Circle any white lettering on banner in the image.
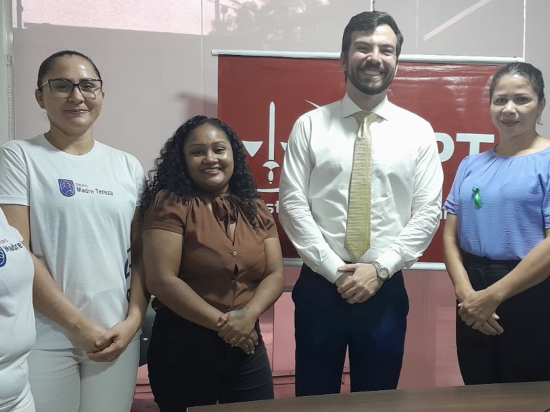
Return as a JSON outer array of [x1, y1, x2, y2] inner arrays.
[[436, 133, 454, 162], [456, 133, 495, 155], [266, 200, 280, 214], [436, 132, 495, 162]]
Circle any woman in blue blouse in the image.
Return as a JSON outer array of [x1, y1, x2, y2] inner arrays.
[[443, 62, 550, 384]]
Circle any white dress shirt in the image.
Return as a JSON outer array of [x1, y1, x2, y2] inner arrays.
[[279, 94, 443, 283]]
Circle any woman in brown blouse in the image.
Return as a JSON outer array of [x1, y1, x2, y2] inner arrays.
[[141, 115, 284, 411]]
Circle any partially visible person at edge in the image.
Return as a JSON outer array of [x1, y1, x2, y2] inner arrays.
[[0, 207, 36, 412], [279, 11, 443, 396], [141, 115, 284, 411], [443, 62, 550, 384], [0, 50, 149, 412]]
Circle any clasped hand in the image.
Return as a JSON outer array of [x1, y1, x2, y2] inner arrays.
[[72, 319, 137, 363], [458, 289, 504, 336], [217, 308, 258, 354], [335, 263, 383, 304]]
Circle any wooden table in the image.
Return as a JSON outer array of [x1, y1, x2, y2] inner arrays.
[[189, 381, 550, 412]]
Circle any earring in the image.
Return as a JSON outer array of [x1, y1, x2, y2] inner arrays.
[[537, 116, 544, 126]]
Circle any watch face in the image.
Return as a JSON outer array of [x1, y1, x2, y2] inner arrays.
[[373, 262, 390, 281], [380, 269, 390, 280]]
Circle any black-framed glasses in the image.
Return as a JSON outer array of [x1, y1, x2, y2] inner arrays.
[[39, 78, 103, 98]]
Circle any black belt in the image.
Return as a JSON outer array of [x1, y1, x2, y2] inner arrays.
[[462, 251, 520, 266]]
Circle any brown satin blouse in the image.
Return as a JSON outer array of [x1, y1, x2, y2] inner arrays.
[[143, 192, 279, 312]]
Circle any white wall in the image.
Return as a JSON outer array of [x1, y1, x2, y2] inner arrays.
[[0, 0, 13, 146], [10, 0, 550, 169]]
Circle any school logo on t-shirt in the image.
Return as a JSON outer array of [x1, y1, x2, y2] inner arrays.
[[58, 179, 76, 197], [0, 247, 6, 268]]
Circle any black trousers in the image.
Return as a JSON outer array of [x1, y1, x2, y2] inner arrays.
[[457, 253, 550, 385], [147, 308, 274, 412], [293, 264, 409, 396]]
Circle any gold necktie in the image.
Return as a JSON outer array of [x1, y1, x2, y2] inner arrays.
[[345, 111, 376, 260]]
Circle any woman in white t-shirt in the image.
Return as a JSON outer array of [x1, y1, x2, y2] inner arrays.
[[0, 50, 149, 412], [0, 208, 35, 412]]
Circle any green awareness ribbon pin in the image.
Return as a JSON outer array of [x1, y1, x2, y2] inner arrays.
[[472, 187, 483, 209]]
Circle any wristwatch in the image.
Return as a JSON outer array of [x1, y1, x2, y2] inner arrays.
[[372, 261, 390, 282]]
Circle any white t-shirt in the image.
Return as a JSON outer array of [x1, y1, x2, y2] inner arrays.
[[0, 135, 145, 349], [0, 208, 35, 412]]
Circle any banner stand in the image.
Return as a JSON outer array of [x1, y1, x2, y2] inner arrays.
[[212, 49, 521, 65]]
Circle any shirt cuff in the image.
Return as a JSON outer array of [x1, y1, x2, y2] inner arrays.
[[317, 254, 347, 284], [375, 249, 404, 278]]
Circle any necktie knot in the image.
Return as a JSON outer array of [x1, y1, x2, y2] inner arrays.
[[352, 111, 377, 127]]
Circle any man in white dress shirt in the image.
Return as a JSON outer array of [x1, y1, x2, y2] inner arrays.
[[279, 11, 443, 396]]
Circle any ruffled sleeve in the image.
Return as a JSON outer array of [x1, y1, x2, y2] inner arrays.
[[143, 191, 188, 234], [255, 199, 278, 239], [443, 156, 471, 216]]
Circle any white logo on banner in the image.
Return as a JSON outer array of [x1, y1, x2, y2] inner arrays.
[[242, 101, 287, 193], [242, 101, 321, 194]]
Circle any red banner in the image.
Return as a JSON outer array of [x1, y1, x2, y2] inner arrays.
[[218, 56, 501, 264]]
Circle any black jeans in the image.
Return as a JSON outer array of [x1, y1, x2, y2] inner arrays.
[[293, 264, 409, 396], [148, 308, 274, 411], [457, 252, 550, 384]]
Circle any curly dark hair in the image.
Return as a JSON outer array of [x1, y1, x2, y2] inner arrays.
[[140, 115, 260, 224]]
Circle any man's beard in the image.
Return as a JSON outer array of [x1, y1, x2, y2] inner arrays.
[[347, 66, 395, 95]]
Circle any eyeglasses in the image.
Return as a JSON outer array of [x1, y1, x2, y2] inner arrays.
[[39, 78, 103, 98]]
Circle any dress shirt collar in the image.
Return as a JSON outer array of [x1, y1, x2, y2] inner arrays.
[[340, 93, 396, 122]]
